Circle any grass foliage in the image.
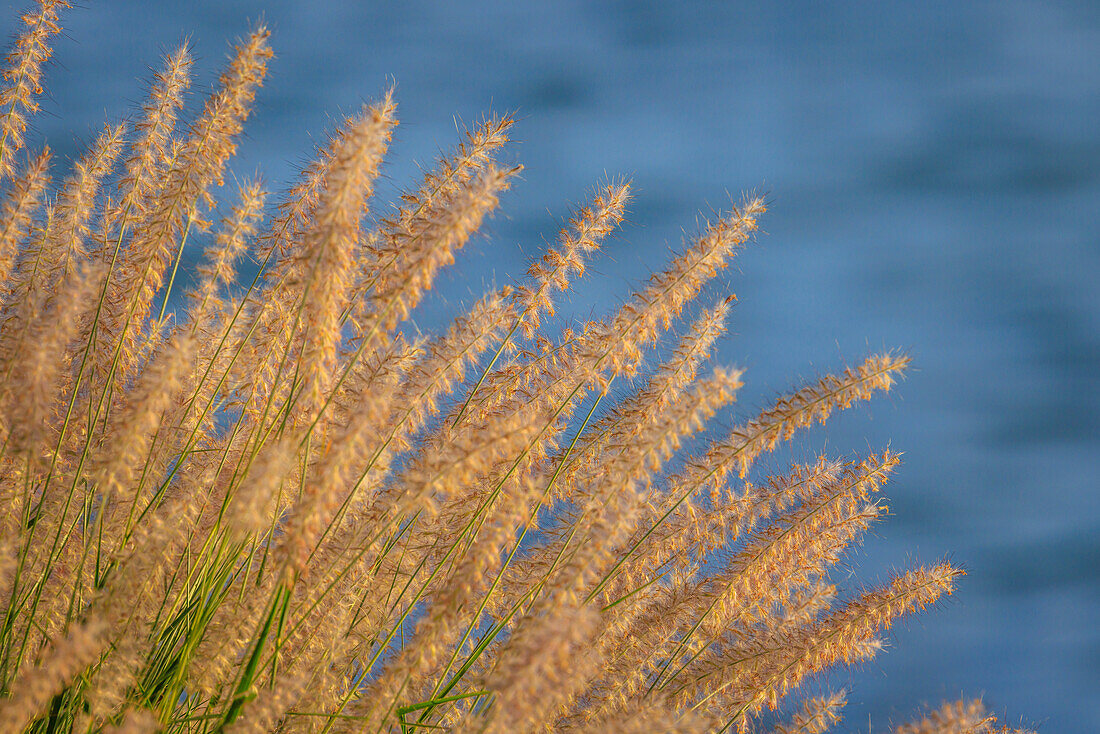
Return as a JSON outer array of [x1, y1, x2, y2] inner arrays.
[[0, 3, 1029, 733]]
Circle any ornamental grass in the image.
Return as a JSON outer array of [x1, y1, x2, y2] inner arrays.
[[0, 3, 1030, 732]]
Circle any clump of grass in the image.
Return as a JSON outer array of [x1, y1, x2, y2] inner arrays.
[[0, 3, 1031, 733]]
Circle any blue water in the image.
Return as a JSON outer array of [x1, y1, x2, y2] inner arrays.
[[27, 0, 1100, 730]]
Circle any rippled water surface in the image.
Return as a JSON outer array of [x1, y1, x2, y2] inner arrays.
[[27, 0, 1100, 729]]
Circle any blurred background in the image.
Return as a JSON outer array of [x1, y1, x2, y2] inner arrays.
[[18, 0, 1099, 729]]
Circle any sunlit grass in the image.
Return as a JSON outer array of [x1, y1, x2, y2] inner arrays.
[[0, 2, 1029, 732]]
